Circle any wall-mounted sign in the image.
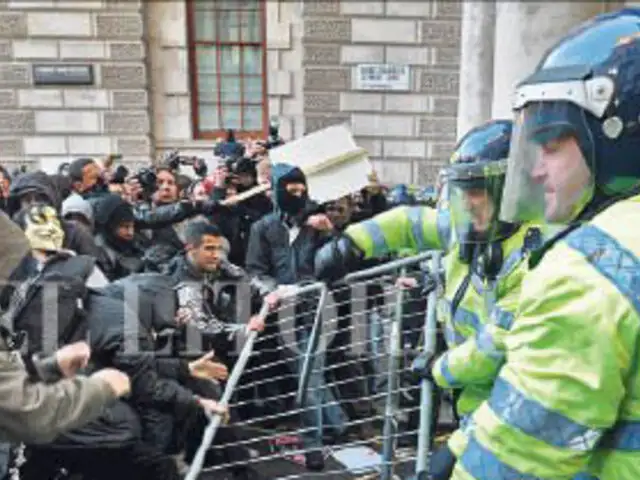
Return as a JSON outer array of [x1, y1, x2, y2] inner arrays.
[[32, 64, 94, 86], [355, 64, 410, 91]]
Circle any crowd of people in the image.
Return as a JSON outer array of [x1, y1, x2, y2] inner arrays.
[[3, 9, 640, 480], [0, 127, 441, 480]]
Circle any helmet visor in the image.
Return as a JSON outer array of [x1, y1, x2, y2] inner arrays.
[[447, 160, 510, 243], [499, 101, 594, 225]]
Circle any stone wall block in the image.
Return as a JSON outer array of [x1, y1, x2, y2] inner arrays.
[[0, 111, 35, 133], [304, 68, 350, 91], [96, 13, 143, 39], [303, 44, 340, 65], [111, 90, 148, 109], [108, 42, 144, 60], [0, 13, 28, 38], [304, 92, 340, 112], [103, 111, 149, 134], [0, 65, 30, 86], [100, 64, 146, 88], [303, 18, 351, 42]]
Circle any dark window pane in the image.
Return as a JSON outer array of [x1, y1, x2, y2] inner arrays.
[[243, 46, 262, 74], [194, 10, 216, 41], [241, 9, 261, 43], [218, 10, 240, 42], [220, 46, 241, 74], [243, 105, 262, 130], [220, 76, 241, 103], [244, 76, 262, 103], [221, 105, 241, 129], [199, 104, 220, 130], [196, 74, 218, 103], [196, 46, 217, 74]]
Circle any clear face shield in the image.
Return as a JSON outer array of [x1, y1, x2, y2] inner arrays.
[[499, 74, 610, 225], [447, 160, 510, 244]]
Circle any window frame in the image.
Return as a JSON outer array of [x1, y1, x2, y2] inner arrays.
[[186, 0, 268, 140]]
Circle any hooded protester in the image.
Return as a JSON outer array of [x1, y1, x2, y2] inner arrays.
[[93, 194, 146, 281], [245, 163, 347, 471], [3, 204, 227, 479], [61, 192, 95, 233], [245, 163, 332, 293], [0, 208, 134, 479], [7, 171, 99, 257]]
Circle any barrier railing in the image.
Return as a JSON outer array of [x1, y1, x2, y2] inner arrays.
[[187, 251, 443, 480]]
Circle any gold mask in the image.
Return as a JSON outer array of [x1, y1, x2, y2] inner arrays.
[[23, 205, 64, 252]]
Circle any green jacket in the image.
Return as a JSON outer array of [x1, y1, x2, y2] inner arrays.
[[452, 195, 640, 480], [345, 206, 535, 419]]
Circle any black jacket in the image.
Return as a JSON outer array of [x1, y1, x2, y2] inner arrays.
[[245, 163, 332, 294], [245, 212, 332, 294], [134, 201, 217, 272], [6, 254, 199, 418], [210, 187, 272, 267]]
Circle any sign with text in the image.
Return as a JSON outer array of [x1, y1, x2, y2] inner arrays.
[[33, 64, 94, 86], [355, 63, 410, 91]]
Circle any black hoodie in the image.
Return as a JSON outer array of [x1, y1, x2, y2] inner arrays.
[[245, 163, 332, 293], [8, 172, 99, 257]]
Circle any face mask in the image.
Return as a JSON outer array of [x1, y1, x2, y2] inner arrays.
[[278, 189, 308, 215], [23, 205, 64, 252]]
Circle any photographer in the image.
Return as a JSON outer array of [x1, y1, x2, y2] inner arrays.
[[208, 156, 272, 266], [264, 119, 284, 150], [68, 158, 109, 200], [214, 129, 245, 159], [117, 163, 222, 271]]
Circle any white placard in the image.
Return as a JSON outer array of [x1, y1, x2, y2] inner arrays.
[[355, 63, 410, 91], [268, 124, 372, 204]]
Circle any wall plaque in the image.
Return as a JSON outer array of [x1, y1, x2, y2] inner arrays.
[[32, 64, 94, 86], [355, 64, 410, 92]]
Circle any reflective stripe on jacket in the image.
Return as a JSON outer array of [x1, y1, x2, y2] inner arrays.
[[453, 195, 640, 480]]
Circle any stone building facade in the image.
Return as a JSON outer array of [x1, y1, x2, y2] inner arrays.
[[0, 1, 635, 184], [0, 0, 461, 184], [0, 0, 150, 172]]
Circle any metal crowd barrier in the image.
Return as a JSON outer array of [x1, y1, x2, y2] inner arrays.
[[187, 252, 444, 480]]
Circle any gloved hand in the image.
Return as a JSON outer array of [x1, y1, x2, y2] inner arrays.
[[410, 350, 437, 382], [314, 234, 363, 283]]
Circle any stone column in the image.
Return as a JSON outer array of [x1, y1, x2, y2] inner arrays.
[[491, 1, 608, 119], [456, 1, 496, 140]]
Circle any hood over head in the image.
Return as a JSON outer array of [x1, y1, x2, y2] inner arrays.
[[92, 194, 134, 231], [61, 193, 95, 229], [7, 171, 60, 216], [271, 163, 308, 216]]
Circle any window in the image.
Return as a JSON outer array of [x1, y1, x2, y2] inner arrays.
[[187, 0, 267, 139]]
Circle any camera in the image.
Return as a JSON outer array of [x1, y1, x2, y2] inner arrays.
[[111, 165, 130, 185], [265, 118, 284, 150], [164, 150, 209, 178], [135, 167, 157, 199]]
